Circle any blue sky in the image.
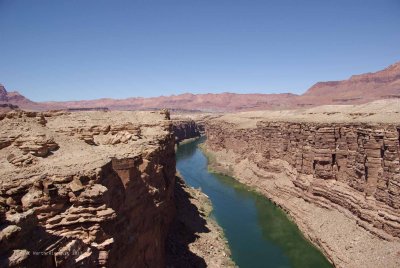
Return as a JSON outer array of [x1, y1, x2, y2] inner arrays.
[[0, 0, 399, 101]]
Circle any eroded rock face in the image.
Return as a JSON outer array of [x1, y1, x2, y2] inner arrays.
[[0, 110, 176, 267], [203, 109, 400, 267], [206, 120, 400, 238], [172, 120, 202, 143]]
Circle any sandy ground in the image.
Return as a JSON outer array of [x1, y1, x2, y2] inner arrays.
[[214, 99, 400, 128]]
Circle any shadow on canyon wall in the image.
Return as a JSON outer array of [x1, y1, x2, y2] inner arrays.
[[166, 177, 209, 268]]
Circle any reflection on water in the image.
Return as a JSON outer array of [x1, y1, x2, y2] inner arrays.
[[176, 137, 332, 268]]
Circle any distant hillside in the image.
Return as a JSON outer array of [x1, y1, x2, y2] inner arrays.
[[299, 61, 400, 106], [0, 84, 38, 110], [1, 61, 400, 112]]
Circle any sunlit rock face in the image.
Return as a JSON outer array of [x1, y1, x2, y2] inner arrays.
[[0, 110, 176, 267], [206, 120, 400, 237], [202, 104, 400, 268]]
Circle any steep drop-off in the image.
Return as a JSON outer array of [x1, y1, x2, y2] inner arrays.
[[203, 104, 400, 268], [172, 119, 202, 144], [0, 110, 176, 267]]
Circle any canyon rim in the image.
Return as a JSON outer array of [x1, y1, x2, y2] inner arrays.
[[1, 63, 400, 268], [1, 1, 400, 266]]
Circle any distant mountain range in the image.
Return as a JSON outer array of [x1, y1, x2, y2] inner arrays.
[[1, 61, 400, 112]]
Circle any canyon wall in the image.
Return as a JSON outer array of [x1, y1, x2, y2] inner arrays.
[[172, 119, 202, 144], [0, 110, 176, 267], [203, 107, 400, 267]]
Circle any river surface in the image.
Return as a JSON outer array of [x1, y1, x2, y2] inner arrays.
[[176, 138, 332, 268]]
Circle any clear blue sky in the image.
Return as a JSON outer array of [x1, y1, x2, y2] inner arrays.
[[1, 0, 399, 101]]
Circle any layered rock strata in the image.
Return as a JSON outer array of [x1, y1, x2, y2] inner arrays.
[[203, 107, 400, 268], [0, 110, 176, 267], [172, 119, 202, 144]]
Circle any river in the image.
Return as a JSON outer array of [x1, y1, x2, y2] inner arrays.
[[176, 137, 332, 268]]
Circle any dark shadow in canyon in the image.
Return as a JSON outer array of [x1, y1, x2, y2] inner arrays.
[[165, 176, 209, 268]]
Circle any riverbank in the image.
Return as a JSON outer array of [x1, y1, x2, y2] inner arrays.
[[166, 176, 235, 268], [200, 142, 400, 268], [177, 138, 332, 267]]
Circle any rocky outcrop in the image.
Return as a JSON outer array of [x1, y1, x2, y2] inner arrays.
[[203, 110, 400, 267], [0, 84, 36, 110], [0, 85, 8, 102], [0, 111, 176, 267]]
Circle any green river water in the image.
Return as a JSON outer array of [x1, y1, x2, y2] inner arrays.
[[176, 137, 332, 268]]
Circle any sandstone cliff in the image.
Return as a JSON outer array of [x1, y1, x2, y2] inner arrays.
[[203, 102, 400, 268], [172, 119, 202, 144], [0, 110, 176, 267]]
